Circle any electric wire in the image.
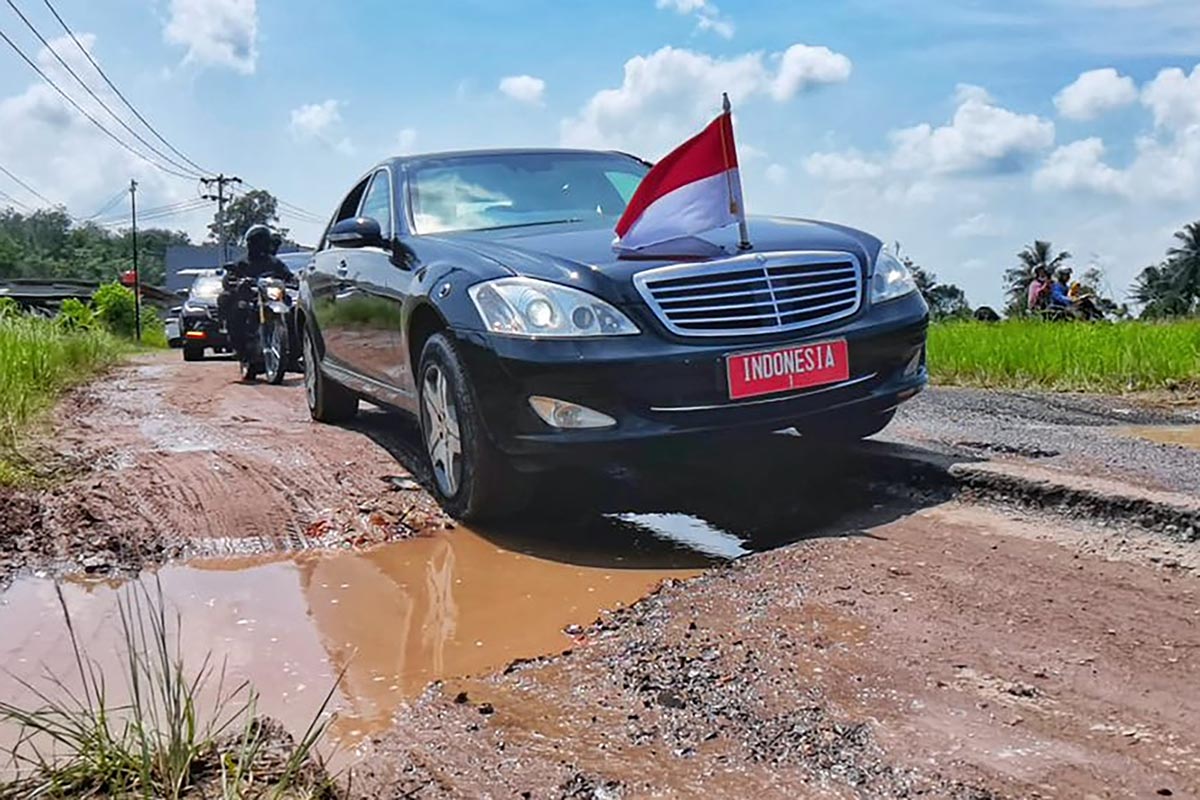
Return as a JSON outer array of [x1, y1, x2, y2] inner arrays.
[[5, 0, 204, 178], [0, 24, 197, 180], [0, 160, 59, 207], [39, 0, 214, 177]]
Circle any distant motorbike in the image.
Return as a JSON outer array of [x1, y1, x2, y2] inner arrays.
[[223, 275, 301, 383], [256, 276, 302, 384]]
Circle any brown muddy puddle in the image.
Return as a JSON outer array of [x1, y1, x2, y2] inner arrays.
[[0, 522, 713, 755], [1119, 424, 1200, 450]]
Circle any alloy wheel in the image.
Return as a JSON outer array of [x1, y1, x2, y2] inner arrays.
[[422, 364, 463, 497]]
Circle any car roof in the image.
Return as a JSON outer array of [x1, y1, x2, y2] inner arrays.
[[384, 148, 647, 169]]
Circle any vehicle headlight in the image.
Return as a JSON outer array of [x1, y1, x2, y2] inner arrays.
[[468, 277, 639, 338], [870, 249, 918, 304], [265, 286, 285, 301]]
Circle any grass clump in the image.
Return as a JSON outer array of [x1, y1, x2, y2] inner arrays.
[[928, 319, 1200, 392], [0, 580, 340, 799]]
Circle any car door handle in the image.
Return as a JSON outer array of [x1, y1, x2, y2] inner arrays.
[[336, 260, 349, 278]]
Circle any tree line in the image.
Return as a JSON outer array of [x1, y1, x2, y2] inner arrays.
[[0, 189, 286, 287]]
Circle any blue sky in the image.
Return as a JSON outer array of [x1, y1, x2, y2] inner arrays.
[[1, 0, 1199, 308]]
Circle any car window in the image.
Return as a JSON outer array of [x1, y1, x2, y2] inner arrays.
[[358, 169, 393, 241], [409, 152, 649, 234], [320, 175, 372, 249]]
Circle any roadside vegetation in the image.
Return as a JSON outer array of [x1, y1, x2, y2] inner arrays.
[[0, 285, 164, 484], [928, 318, 1200, 392], [0, 581, 339, 799]]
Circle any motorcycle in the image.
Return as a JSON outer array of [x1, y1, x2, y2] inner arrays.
[[256, 276, 302, 384], [223, 275, 301, 384]]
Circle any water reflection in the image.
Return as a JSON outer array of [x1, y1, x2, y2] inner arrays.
[[0, 527, 699, 749]]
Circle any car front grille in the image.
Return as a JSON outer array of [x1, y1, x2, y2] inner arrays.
[[633, 251, 863, 337]]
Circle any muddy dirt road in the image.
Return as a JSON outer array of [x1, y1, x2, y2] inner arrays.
[[2, 352, 1199, 798]]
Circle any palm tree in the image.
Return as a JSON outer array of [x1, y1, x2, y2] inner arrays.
[[1166, 221, 1200, 304], [1005, 240, 1071, 315], [1131, 264, 1188, 318]]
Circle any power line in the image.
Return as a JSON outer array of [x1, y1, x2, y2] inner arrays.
[[85, 186, 129, 220], [0, 186, 33, 212], [0, 23, 196, 180], [95, 198, 209, 224], [5, 0, 204, 179], [0, 160, 59, 207], [39, 0, 213, 177]]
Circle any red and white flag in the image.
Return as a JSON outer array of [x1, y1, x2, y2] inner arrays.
[[614, 95, 749, 252]]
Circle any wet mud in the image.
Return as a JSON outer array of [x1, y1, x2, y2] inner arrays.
[[3, 353, 1200, 798]]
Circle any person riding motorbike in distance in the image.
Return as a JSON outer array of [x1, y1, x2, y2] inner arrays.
[[217, 224, 292, 358]]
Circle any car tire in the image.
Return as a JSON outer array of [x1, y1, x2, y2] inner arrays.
[[303, 324, 358, 423], [418, 333, 529, 521], [183, 344, 204, 362], [801, 408, 896, 442]]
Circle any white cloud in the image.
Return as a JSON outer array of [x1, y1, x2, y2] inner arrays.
[[806, 85, 1054, 184], [951, 212, 1009, 238], [1141, 63, 1200, 131], [889, 85, 1055, 174], [1054, 68, 1137, 120], [163, 0, 257, 74], [1033, 138, 1126, 194], [289, 100, 354, 156], [771, 45, 853, 101], [498, 75, 546, 106], [656, 0, 734, 38], [764, 163, 789, 185], [0, 33, 192, 224], [803, 150, 883, 181], [560, 44, 852, 156]]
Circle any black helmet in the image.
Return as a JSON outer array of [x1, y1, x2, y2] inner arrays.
[[244, 224, 274, 258], [269, 230, 283, 255]]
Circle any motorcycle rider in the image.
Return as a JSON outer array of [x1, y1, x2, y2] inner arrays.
[[218, 224, 292, 358]]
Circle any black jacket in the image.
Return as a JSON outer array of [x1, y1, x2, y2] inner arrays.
[[228, 254, 291, 281]]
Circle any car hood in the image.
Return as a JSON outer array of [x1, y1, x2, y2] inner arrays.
[[438, 216, 882, 304]]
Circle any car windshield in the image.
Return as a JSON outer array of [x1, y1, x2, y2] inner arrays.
[[190, 276, 223, 299], [408, 152, 648, 235]]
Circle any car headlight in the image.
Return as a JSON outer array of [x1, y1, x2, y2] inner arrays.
[[468, 277, 639, 338], [870, 249, 918, 304]]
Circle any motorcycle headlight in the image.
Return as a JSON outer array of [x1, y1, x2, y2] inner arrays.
[[870, 249, 918, 304], [265, 286, 285, 301], [467, 277, 639, 338]]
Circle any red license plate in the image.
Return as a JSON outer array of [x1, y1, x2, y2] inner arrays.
[[726, 339, 850, 400]]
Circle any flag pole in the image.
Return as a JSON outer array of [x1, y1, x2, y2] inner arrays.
[[721, 93, 752, 251]]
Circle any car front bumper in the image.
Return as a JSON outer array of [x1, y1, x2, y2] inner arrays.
[[454, 292, 929, 463]]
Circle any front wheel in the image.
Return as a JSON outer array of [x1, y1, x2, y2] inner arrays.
[[303, 324, 358, 423], [418, 333, 529, 520], [262, 316, 289, 385]]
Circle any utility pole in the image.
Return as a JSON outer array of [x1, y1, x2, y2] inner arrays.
[[200, 174, 242, 268], [130, 178, 141, 343]]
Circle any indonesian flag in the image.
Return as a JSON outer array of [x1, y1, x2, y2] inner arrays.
[[614, 98, 747, 252]]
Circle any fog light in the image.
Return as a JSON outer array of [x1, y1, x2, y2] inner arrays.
[[529, 396, 616, 429]]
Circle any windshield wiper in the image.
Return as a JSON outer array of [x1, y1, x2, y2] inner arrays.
[[472, 218, 584, 232]]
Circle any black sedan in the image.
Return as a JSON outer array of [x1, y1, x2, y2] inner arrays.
[[299, 149, 928, 519], [179, 272, 230, 361]]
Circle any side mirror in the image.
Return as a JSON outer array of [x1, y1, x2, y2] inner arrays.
[[328, 216, 383, 249]]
